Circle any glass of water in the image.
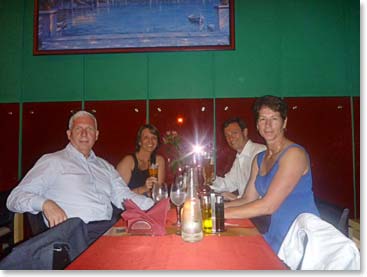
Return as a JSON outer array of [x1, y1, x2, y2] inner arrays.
[[170, 174, 187, 234], [152, 183, 168, 203]]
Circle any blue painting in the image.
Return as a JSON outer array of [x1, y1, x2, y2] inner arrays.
[[34, 0, 234, 55]]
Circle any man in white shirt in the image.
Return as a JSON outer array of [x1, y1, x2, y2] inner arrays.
[[210, 117, 266, 200], [7, 110, 154, 238]]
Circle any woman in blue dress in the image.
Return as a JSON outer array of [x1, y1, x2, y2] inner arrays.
[[224, 95, 319, 254]]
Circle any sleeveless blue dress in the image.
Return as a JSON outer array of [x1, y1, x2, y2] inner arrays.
[[255, 144, 319, 253]]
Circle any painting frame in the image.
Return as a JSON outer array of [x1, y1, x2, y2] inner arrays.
[[33, 0, 235, 55]]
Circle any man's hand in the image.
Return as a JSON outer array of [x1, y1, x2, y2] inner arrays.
[[42, 199, 68, 227]]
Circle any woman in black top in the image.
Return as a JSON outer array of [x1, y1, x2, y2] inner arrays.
[[117, 124, 165, 196]]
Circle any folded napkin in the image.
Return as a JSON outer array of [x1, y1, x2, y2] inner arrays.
[[122, 198, 170, 236]]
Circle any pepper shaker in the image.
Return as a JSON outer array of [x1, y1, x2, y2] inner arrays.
[[215, 195, 225, 232]]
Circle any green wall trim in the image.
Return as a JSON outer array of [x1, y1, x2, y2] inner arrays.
[[17, 0, 26, 180], [147, 55, 150, 123], [82, 56, 86, 110], [350, 96, 357, 218], [212, 52, 217, 176], [17, 103, 23, 181], [146, 99, 150, 124], [213, 98, 217, 177]]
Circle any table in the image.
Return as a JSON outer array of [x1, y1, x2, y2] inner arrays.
[[66, 208, 287, 270]]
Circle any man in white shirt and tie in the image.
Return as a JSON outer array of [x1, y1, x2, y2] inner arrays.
[[7, 110, 154, 240], [210, 117, 266, 200]]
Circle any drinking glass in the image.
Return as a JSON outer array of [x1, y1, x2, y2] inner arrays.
[[203, 152, 214, 185], [152, 183, 168, 203], [170, 174, 187, 234], [149, 163, 159, 178], [148, 163, 158, 197]]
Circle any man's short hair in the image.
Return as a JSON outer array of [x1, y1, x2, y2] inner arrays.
[[222, 117, 247, 131], [68, 110, 98, 130]]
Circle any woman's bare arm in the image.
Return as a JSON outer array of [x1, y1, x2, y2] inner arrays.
[[225, 147, 308, 218]]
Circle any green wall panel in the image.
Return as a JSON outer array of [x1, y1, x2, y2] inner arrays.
[[85, 54, 148, 100], [0, 0, 24, 102], [215, 0, 281, 98], [21, 0, 84, 102], [345, 0, 360, 96], [22, 55, 84, 102], [0, 0, 360, 102], [281, 0, 349, 97], [22, 57, 84, 102], [149, 52, 213, 99]]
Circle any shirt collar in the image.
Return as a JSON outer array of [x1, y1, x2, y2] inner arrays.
[[236, 139, 254, 159], [66, 143, 97, 161]]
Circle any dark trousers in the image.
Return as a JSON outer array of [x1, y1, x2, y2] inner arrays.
[[0, 218, 89, 270], [85, 205, 123, 243]]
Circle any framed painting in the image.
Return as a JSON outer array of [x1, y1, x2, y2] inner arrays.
[[33, 0, 235, 55]]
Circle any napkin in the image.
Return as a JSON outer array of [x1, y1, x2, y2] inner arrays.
[[122, 198, 170, 236]]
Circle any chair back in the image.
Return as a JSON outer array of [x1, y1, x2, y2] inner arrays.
[[0, 190, 14, 257], [250, 215, 271, 234], [25, 212, 48, 237], [315, 197, 350, 236], [278, 213, 360, 270]]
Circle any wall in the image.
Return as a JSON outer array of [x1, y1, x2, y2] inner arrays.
[[0, 96, 360, 220], [0, 0, 359, 103], [0, 1, 360, 219]]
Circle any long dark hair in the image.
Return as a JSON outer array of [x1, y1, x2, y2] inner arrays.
[[135, 124, 161, 163]]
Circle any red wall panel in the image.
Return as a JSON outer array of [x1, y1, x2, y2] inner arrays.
[[85, 100, 146, 166], [353, 97, 360, 219], [149, 99, 214, 183], [0, 103, 19, 191], [22, 102, 82, 176], [17, 97, 358, 218], [285, 97, 354, 215], [215, 98, 264, 177]]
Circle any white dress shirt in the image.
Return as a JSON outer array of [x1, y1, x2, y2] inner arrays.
[[7, 143, 154, 225], [211, 140, 266, 197]]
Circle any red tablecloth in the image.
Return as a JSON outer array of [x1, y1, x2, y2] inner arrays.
[[67, 207, 286, 270], [67, 234, 286, 270]]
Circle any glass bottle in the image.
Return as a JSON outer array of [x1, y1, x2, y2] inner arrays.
[[201, 194, 213, 234], [181, 166, 203, 242]]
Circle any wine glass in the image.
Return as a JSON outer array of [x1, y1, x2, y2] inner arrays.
[[152, 183, 168, 203], [170, 174, 187, 234]]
